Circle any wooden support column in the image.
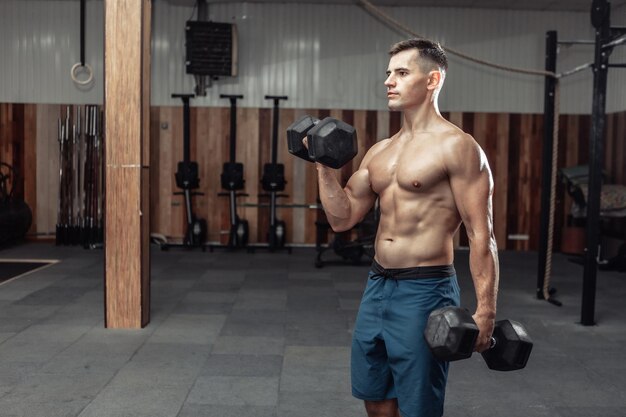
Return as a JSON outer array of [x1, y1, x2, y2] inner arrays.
[[104, 0, 151, 328]]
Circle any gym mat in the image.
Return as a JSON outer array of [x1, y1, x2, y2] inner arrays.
[[0, 260, 56, 285]]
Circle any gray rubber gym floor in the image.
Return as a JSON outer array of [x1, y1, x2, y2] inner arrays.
[[0, 242, 625, 417]]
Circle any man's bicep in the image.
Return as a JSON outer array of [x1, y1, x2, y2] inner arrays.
[[345, 168, 377, 222]]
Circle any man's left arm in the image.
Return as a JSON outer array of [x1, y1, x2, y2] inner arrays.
[[447, 133, 500, 353]]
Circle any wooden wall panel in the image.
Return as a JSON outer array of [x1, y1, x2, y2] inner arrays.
[[493, 114, 510, 250], [256, 107, 272, 243], [152, 106, 172, 237], [169, 106, 185, 239], [506, 114, 522, 250], [214, 106, 232, 245], [0, 104, 21, 198], [555, 114, 579, 241], [517, 114, 534, 251], [613, 112, 625, 184], [23, 105, 37, 234], [191, 107, 211, 240], [239, 108, 261, 242], [6, 102, 626, 251], [389, 111, 401, 137], [290, 108, 311, 243], [605, 113, 615, 178], [1, 103, 40, 236], [0, 104, 11, 166], [35, 104, 62, 236], [1, 105, 14, 193], [278, 108, 296, 244], [149, 106, 161, 236]]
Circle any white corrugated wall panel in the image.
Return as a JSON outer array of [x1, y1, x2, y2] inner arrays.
[[2, 0, 625, 114], [608, 4, 626, 113], [0, 0, 103, 104], [171, 3, 599, 113]]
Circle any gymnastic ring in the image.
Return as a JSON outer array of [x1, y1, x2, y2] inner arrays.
[[71, 62, 94, 86]]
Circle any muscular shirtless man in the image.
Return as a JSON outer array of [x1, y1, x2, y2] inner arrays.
[[311, 39, 499, 417]]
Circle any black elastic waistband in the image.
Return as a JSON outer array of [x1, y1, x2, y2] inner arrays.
[[371, 259, 455, 280]]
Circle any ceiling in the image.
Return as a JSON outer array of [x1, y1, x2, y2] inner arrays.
[[166, 0, 626, 13]]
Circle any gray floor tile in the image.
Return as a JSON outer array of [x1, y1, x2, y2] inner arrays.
[[173, 302, 233, 315], [553, 407, 626, 417], [226, 310, 287, 325], [220, 320, 285, 337], [39, 341, 139, 375], [0, 331, 15, 344], [198, 270, 246, 282], [277, 390, 363, 417], [286, 323, 352, 346], [281, 346, 351, 393], [0, 323, 93, 363], [0, 316, 35, 333], [124, 342, 211, 378], [212, 335, 285, 355], [288, 271, 333, 281], [78, 381, 191, 417], [186, 376, 279, 407], [0, 245, 625, 417], [288, 278, 335, 289], [339, 298, 361, 311], [0, 361, 44, 397], [233, 291, 287, 311], [190, 282, 242, 292], [147, 314, 226, 345], [200, 354, 283, 377], [177, 404, 277, 417], [181, 291, 238, 304], [0, 372, 111, 417]]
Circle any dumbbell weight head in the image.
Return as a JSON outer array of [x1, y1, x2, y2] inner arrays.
[[425, 307, 534, 371], [307, 117, 358, 169], [286, 115, 319, 163], [481, 319, 533, 371], [424, 306, 479, 362]]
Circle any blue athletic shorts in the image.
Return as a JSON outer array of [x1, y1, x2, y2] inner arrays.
[[351, 260, 461, 417]]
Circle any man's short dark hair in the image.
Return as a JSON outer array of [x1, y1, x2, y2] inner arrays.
[[389, 38, 448, 72]]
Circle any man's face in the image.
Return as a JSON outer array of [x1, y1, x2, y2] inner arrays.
[[384, 49, 432, 111]]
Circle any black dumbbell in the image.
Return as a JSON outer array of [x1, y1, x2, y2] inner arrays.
[[286, 115, 319, 163], [423, 306, 533, 371], [286, 115, 358, 169]]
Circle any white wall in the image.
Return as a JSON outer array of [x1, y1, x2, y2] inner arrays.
[[607, 4, 626, 113], [1, 0, 624, 114]]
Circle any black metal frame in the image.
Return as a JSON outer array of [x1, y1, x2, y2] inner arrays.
[[159, 94, 208, 251], [254, 95, 292, 253], [539, 0, 626, 325], [210, 94, 249, 252]]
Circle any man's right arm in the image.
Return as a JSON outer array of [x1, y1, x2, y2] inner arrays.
[[316, 143, 382, 232]]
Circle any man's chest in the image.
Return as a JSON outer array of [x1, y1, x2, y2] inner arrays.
[[368, 142, 448, 194]]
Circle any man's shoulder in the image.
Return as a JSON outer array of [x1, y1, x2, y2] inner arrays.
[[368, 137, 393, 154], [438, 124, 476, 153], [436, 118, 471, 140], [437, 125, 485, 174]]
